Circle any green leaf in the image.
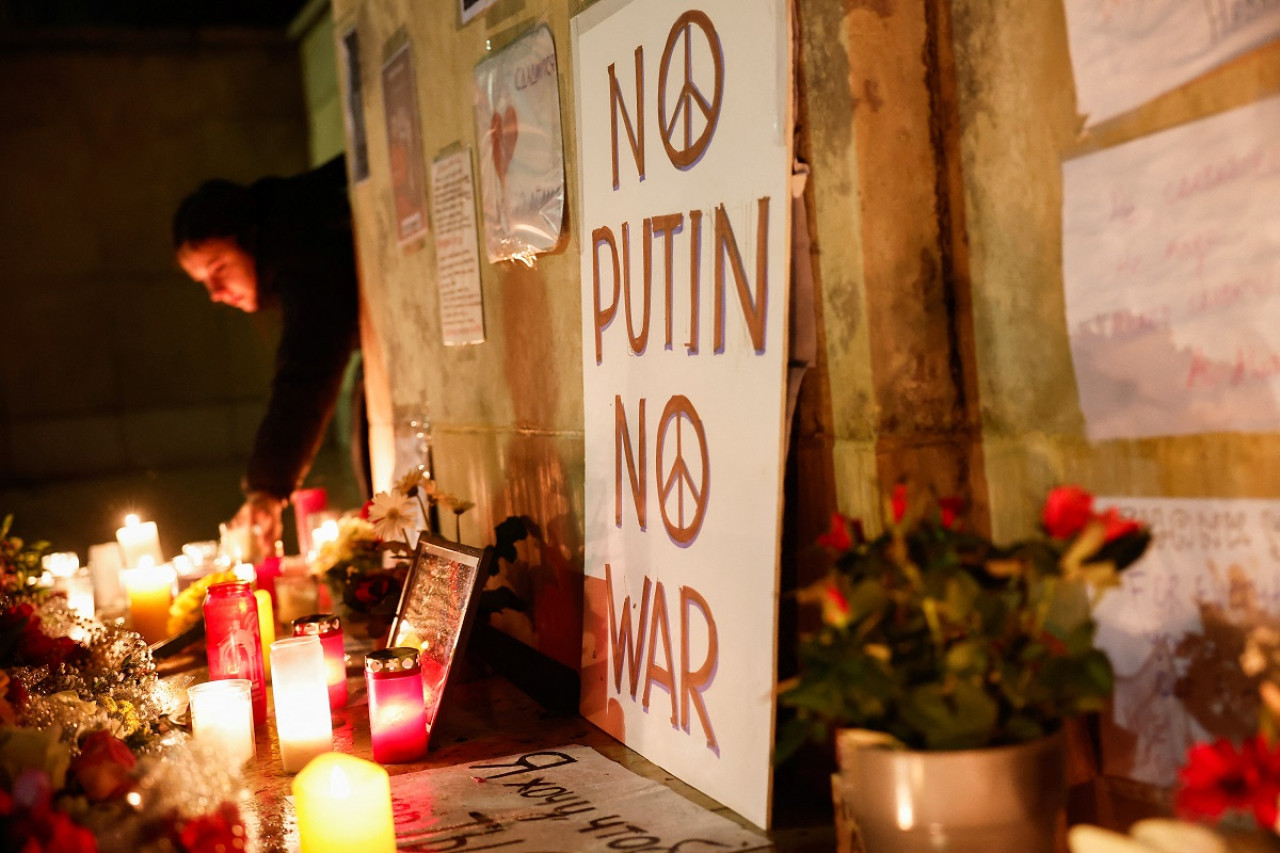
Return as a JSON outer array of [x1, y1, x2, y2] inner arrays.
[[900, 680, 998, 750]]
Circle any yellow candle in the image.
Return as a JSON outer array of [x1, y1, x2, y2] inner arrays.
[[116, 514, 164, 568], [254, 589, 275, 681], [122, 558, 175, 645], [293, 753, 396, 853]]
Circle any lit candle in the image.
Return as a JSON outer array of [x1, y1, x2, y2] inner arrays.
[[365, 648, 428, 763], [43, 553, 94, 620], [116, 514, 163, 568], [255, 590, 275, 681], [187, 679, 255, 770], [87, 542, 126, 614], [293, 613, 347, 709], [122, 557, 175, 645], [270, 636, 332, 773], [292, 752, 395, 853], [203, 581, 268, 724], [219, 522, 252, 564]]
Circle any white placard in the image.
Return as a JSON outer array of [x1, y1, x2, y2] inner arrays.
[[1093, 496, 1280, 786], [573, 0, 791, 829], [430, 149, 486, 345], [1063, 0, 1280, 126], [1063, 96, 1280, 441]]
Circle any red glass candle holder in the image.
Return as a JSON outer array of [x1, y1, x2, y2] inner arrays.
[[292, 613, 347, 709], [365, 648, 428, 764], [203, 581, 267, 724]]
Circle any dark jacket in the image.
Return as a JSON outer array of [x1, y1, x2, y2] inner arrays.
[[243, 157, 359, 501]]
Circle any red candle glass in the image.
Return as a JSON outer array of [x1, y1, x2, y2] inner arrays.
[[203, 581, 267, 724], [365, 648, 428, 763], [292, 613, 347, 709]]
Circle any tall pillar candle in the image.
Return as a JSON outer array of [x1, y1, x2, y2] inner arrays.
[[123, 558, 175, 645], [187, 679, 255, 770], [203, 581, 267, 724], [116, 514, 163, 568], [292, 752, 395, 853], [270, 636, 332, 773], [292, 613, 347, 709], [88, 542, 126, 614], [365, 648, 429, 763]]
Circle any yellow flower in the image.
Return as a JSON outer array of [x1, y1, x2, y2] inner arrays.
[[167, 569, 238, 637]]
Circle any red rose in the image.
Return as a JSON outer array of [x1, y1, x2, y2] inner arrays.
[[351, 574, 393, 607], [174, 802, 246, 853], [70, 730, 136, 802], [938, 496, 964, 530], [817, 513, 852, 552], [890, 483, 908, 524], [1041, 484, 1094, 539], [1095, 507, 1142, 542]]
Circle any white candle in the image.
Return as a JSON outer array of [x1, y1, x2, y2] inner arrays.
[[88, 542, 126, 612], [122, 557, 175, 645], [187, 679, 255, 770], [116, 514, 163, 568], [270, 636, 332, 773], [220, 523, 252, 564]]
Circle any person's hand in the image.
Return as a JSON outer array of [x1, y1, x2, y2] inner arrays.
[[228, 492, 286, 560]]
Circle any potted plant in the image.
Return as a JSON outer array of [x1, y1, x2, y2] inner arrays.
[[778, 483, 1152, 852]]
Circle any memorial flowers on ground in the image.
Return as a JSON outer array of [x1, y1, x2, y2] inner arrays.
[[0, 516, 247, 850], [778, 483, 1152, 756]]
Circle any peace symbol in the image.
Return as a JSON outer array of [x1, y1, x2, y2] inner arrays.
[[655, 395, 710, 545], [657, 10, 725, 170]]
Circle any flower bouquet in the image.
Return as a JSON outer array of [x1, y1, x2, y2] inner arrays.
[[0, 516, 247, 851], [313, 469, 474, 643], [778, 483, 1153, 756]]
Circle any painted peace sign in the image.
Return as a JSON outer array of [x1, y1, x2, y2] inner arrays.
[[657, 10, 725, 170], [656, 395, 710, 544]]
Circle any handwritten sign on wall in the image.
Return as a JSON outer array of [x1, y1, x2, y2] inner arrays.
[[1093, 496, 1280, 785], [1062, 95, 1280, 441], [1063, 0, 1280, 126], [573, 0, 791, 828]]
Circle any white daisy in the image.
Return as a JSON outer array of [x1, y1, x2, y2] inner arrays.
[[367, 490, 418, 543]]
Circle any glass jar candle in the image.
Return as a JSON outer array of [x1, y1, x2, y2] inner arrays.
[[187, 679, 255, 770], [293, 613, 347, 709], [365, 648, 428, 764], [203, 581, 267, 724]]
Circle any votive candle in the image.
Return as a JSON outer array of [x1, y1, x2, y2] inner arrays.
[[123, 557, 175, 645], [187, 679, 255, 770], [293, 613, 347, 709], [203, 581, 267, 724], [116, 514, 163, 568], [270, 636, 332, 773], [365, 648, 428, 763], [293, 752, 395, 853], [255, 590, 275, 681]]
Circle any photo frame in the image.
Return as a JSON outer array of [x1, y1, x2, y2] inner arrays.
[[387, 534, 493, 744]]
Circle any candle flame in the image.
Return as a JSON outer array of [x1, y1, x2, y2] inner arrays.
[[329, 764, 351, 798], [125, 514, 140, 528]]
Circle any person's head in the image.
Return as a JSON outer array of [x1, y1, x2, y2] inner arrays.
[[172, 180, 260, 313]]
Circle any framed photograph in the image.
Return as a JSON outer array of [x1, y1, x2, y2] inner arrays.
[[387, 534, 493, 741]]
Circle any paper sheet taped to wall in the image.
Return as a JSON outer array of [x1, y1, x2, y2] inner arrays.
[[1063, 95, 1280, 441], [1093, 496, 1280, 786], [1063, 0, 1280, 126]]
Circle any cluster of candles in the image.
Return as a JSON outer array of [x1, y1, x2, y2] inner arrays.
[[189, 581, 434, 851]]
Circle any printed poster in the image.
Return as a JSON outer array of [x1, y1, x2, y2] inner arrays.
[[1063, 0, 1280, 126], [430, 149, 486, 345], [1062, 96, 1280, 441], [573, 0, 792, 829], [383, 42, 429, 245], [473, 25, 566, 265], [1093, 496, 1280, 786]]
